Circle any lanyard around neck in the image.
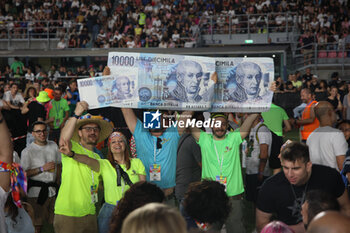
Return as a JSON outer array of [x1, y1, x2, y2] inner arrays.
[[79, 143, 97, 186], [213, 139, 224, 176]]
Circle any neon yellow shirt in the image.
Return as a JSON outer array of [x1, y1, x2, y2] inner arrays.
[[198, 130, 244, 196], [99, 158, 146, 205], [54, 141, 100, 217]]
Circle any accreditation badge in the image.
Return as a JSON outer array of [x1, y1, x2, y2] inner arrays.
[[216, 175, 227, 192], [90, 184, 98, 204], [150, 164, 161, 181]]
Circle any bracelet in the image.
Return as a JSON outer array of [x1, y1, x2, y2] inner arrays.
[[68, 151, 76, 158], [72, 114, 80, 119], [39, 167, 44, 173]]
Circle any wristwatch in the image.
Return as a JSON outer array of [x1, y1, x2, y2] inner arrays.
[[72, 114, 80, 119]]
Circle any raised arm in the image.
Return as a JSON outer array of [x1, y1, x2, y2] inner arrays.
[[59, 101, 88, 144], [240, 114, 259, 140], [59, 139, 100, 172], [0, 111, 13, 192], [121, 108, 137, 134]]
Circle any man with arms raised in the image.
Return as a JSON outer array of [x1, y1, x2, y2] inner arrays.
[[120, 70, 217, 205], [256, 142, 350, 233], [191, 112, 259, 233], [54, 101, 113, 233]]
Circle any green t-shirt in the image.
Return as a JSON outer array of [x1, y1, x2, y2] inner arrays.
[[99, 158, 146, 205], [10, 60, 24, 74], [261, 103, 289, 136], [198, 131, 244, 196], [49, 99, 69, 129], [54, 141, 101, 217]]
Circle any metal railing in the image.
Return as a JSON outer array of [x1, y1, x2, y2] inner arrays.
[[292, 41, 350, 74], [0, 20, 82, 40], [198, 12, 298, 42]]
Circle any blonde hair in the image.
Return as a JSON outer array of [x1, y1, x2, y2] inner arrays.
[[121, 203, 187, 233]]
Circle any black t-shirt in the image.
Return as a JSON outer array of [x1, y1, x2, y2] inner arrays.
[[175, 133, 202, 200], [257, 164, 344, 225], [27, 101, 46, 131], [326, 98, 339, 110]]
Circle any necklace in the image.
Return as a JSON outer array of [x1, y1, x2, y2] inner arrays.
[[289, 180, 309, 222]]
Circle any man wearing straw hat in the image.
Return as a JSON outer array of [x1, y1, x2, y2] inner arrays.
[[53, 101, 113, 233], [21, 91, 51, 146]]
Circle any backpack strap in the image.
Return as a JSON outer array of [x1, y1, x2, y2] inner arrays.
[[255, 123, 266, 144]]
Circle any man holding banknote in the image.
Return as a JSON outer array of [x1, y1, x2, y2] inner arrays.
[[191, 112, 259, 233], [121, 108, 192, 206]]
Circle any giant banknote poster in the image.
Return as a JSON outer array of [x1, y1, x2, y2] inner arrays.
[[78, 52, 216, 110], [78, 53, 274, 112], [211, 57, 274, 112]]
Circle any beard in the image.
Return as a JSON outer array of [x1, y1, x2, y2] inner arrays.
[[213, 129, 226, 138]]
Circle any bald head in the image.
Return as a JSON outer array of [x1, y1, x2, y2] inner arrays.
[[307, 211, 350, 233], [315, 101, 336, 125]]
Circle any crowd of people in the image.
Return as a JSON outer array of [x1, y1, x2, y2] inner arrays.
[[0, 0, 349, 49], [0, 61, 349, 233]]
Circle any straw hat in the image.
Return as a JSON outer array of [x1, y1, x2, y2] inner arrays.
[[72, 114, 114, 143], [36, 91, 51, 103]]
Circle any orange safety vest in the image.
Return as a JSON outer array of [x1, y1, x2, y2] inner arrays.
[[301, 100, 319, 140]]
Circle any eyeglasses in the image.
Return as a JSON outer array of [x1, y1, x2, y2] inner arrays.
[[156, 137, 162, 149], [32, 130, 48, 134], [81, 127, 101, 132]]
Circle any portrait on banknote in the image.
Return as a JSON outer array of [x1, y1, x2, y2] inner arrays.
[[224, 62, 264, 102], [212, 57, 274, 112], [163, 60, 206, 103], [111, 75, 135, 100]]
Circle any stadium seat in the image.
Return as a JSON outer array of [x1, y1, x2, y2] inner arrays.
[[338, 52, 346, 58], [327, 51, 337, 58], [318, 51, 327, 58]]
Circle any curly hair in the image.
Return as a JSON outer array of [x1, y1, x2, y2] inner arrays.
[[108, 181, 165, 233], [183, 180, 231, 224]]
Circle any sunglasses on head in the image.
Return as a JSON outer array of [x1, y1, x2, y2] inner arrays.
[[157, 137, 162, 149]]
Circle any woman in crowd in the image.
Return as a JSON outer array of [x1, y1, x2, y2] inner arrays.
[[59, 130, 146, 233], [327, 86, 343, 120], [5, 195, 35, 233], [315, 80, 328, 93], [23, 86, 37, 102]]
